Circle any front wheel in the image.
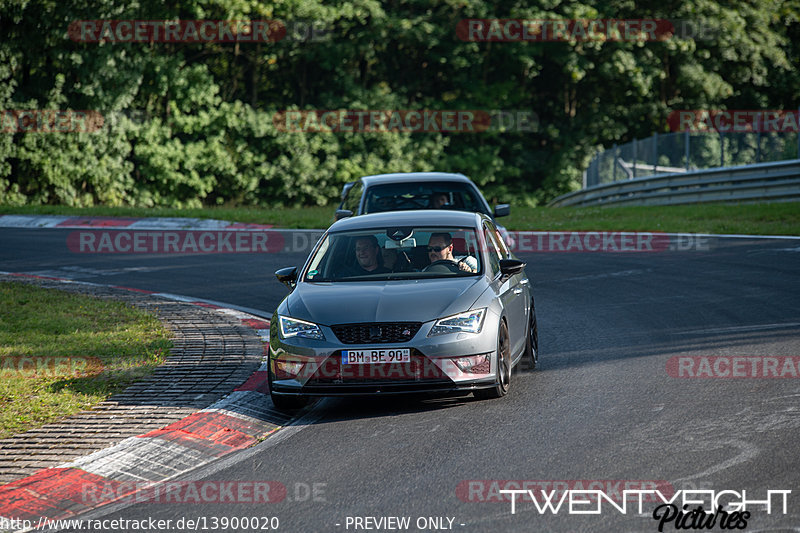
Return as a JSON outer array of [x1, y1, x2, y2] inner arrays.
[[474, 320, 511, 400]]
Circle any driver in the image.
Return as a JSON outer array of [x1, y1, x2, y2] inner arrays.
[[429, 192, 449, 208], [427, 233, 477, 273]]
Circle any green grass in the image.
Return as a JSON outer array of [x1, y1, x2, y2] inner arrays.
[[0, 282, 171, 439], [504, 203, 800, 235], [1, 202, 799, 235], [0, 204, 334, 229]]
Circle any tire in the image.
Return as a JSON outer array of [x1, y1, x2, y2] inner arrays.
[[474, 320, 511, 400], [522, 306, 538, 371]]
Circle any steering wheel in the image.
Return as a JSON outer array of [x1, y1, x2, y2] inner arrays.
[[423, 259, 461, 273]]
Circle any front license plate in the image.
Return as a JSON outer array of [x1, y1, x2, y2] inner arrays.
[[342, 348, 411, 364]]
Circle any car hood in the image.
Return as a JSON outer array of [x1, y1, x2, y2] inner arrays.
[[284, 277, 487, 325]]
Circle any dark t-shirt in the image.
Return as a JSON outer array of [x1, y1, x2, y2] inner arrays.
[[342, 264, 391, 277]]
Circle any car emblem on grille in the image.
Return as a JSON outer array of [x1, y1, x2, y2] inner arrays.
[[402, 329, 411, 336], [369, 326, 382, 338]]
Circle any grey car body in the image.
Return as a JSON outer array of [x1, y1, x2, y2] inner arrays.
[[268, 210, 537, 409], [336, 172, 513, 245]]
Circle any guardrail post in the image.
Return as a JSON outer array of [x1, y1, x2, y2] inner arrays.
[[756, 129, 761, 163], [720, 131, 725, 167], [653, 132, 658, 174], [632, 138, 637, 179], [684, 130, 690, 170], [612, 143, 618, 182]]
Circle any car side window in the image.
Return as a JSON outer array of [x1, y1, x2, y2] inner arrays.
[[342, 181, 363, 213], [483, 226, 501, 277]]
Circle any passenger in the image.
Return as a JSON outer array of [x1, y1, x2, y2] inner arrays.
[[382, 247, 413, 272], [347, 235, 391, 276], [427, 233, 477, 273], [429, 192, 450, 208]]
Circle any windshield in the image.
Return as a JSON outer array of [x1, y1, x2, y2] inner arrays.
[[303, 226, 483, 282], [363, 182, 488, 215]]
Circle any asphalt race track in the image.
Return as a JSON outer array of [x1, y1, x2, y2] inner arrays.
[[2, 227, 800, 532]]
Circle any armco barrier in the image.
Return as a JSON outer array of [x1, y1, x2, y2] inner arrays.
[[549, 159, 800, 207]]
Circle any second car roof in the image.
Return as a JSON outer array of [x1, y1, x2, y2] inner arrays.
[[358, 172, 472, 186], [329, 209, 485, 232]]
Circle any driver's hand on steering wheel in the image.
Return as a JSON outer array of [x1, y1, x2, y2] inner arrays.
[[457, 259, 477, 273]]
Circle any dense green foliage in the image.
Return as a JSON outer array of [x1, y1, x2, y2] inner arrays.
[[1, 0, 798, 208]]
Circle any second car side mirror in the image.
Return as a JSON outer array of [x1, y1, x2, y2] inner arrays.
[[275, 266, 298, 291], [493, 204, 510, 217], [335, 209, 353, 221], [499, 258, 525, 278]]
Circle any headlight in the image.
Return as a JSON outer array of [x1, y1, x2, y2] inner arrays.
[[429, 308, 486, 336], [279, 315, 325, 340]]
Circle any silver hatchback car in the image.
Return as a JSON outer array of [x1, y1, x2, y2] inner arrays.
[[268, 210, 537, 410]]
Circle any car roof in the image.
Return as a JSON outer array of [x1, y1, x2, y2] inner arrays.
[[329, 209, 487, 232], [358, 172, 473, 187]]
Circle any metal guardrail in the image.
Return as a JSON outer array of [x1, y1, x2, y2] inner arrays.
[[549, 159, 800, 207]]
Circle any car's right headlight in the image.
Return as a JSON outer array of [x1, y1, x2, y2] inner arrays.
[[279, 315, 325, 340], [429, 308, 486, 336]]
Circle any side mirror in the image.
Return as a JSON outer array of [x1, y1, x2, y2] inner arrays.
[[493, 204, 510, 217], [335, 209, 353, 221], [275, 266, 298, 290], [499, 258, 525, 278]]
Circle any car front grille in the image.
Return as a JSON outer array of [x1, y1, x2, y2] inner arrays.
[[331, 322, 422, 344]]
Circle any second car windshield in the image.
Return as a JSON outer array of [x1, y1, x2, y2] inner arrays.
[[363, 182, 486, 215], [303, 227, 483, 282]]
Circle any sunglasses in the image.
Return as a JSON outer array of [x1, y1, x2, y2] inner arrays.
[[427, 245, 448, 253]]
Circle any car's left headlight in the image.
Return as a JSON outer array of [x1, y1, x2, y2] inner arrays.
[[279, 315, 325, 340], [429, 308, 486, 336]]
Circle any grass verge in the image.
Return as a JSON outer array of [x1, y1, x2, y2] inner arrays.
[[1, 202, 799, 235], [0, 282, 171, 439]]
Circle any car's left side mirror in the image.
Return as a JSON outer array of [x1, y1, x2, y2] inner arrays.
[[499, 258, 525, 278], [493, 204, 510, 217], [335, 209, 353, 221], [275, 266, 298, 291]]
